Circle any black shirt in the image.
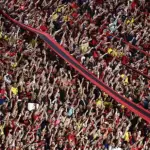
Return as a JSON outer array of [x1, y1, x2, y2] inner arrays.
[[56, 145, 64, 150]]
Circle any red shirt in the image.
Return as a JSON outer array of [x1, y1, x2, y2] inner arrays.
[[90, 39, 98, 46], [0, 89, 5, 95], [8, 52, 17, 57], [70, 2, 78, 9], [33, 114, 41, 121], [143, 68, 148, 75], [131, 1, 137, 10], [95, 0, 103, 4], [68, 133, 76, 143], [122, 56, 129, 65], [40, 25, 48, 32], [71, 12, 78, 18], [93, 51, 99, 58], [131, 148, 139, 150]]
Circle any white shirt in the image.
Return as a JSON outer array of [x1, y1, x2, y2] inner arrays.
[[109, 146, 122, 150], [112, 148, 122, 150], [4, 74, 11, 84]]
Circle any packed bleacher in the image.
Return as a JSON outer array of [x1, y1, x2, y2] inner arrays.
[[0, 0, 150, 149]]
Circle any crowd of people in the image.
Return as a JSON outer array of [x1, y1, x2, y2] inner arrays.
[[0, 0, 150, 149]]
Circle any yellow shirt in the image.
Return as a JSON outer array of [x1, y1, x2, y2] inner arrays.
[[0, 125, 4, 135], [4, 35, 9, 41], [126, 18, 134, 25], [121, 74, 125, 78], [77, 122, 82, 130], [57, 7, 62, 13], [104, 102, 113, 107], [108, 48, 119, 57], [56, 5, 65, 13], [124, 77, 128, 84], [31, 39, 36, 47], [118, 52, 124, 57], [121, 74, 128, 85], [112, 49, 118, 57], [52, 13, 59, 21], [108, 48, 113, 54], [81, 42, 89, 53], [63, 16, 70, 22], [94, 133, 98, 139], [0, 32, 2, 39], [11, 87, 18, 95], [124, 131, 130, 142], [11, 62, 18, 68], [96, 98, 103, 107]]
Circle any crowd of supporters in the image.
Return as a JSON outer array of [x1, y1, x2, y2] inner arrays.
[[0, 0, 150, 149]]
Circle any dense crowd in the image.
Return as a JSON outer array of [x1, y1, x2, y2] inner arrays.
[[0, 0, 150, 150]]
